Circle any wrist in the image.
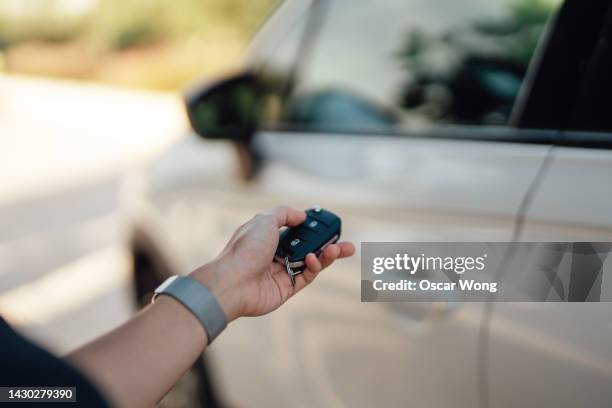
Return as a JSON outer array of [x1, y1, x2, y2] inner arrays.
[[190, 258, 240, 322]]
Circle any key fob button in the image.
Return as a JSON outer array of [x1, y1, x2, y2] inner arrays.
[[277, 229, 305, 256], [307, 209, 339, 228], [276, 207, 342, 280], [304, 217, 327, 233]]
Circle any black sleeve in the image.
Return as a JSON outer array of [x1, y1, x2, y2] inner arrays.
[[0, 317, 109, 408]]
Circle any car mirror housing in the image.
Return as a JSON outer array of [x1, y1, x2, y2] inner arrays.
[[184, 72, 264, 142]]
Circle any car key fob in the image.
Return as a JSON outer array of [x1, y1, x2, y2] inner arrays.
[[275, 206, 341, 286]]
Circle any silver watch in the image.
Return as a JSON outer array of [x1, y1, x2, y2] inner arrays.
[[153, 275, 227, 344]]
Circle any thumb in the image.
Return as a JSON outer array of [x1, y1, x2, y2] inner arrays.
[[263, 205, 306, 228]]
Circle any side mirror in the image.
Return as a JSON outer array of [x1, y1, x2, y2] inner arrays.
[[184, 72, 264, 142]]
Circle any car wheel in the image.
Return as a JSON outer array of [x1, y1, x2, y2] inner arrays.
[[131, 249, 223, 408]]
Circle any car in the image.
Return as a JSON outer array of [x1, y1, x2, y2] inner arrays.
[[124, 0, 612, 407]]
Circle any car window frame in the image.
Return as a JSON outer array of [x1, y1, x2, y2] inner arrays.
[[250, 0, 611, 148], [247, 0, 326, 102], [514, 0, 611, 134], [553, 0, 612, 148]]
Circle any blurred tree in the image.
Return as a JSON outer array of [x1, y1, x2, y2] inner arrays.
[[397, 0, 560, 125], [0, 0, 277, 89], [86, 0, 276, 51], [0, 0, 88, 46]]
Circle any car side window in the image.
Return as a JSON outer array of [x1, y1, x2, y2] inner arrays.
[[250, 1, 314, 99], [265, 0, 562, 134], [566, 13, 612, 137]]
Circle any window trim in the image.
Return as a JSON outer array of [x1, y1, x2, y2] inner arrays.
[[261, 123, 560, 144]]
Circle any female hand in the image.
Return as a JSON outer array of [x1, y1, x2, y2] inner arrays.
[[191, 206, 355, 322]]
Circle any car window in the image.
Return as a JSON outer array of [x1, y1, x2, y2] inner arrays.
[[565, 10, 612, 137], [263, 0, 562, 134], [250, 1, 315, 98]]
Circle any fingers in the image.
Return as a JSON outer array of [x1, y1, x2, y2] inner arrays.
[[294, 241, 356, 291], [319, 244, 340, 269], [263, 205, 306, 228], [304, 242, 355, 273], [304, 252, 323, 273], [335, 241, 356, 259], [292, 255, 320, 292]]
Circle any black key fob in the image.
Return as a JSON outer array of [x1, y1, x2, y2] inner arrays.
[[275, 206, 341, 285]]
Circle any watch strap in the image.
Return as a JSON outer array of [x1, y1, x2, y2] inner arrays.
[[153, 275, 227, 344]]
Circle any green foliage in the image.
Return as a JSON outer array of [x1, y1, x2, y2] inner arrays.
[[472, 0, 561, 65], [83, 0, 277, 51], [0, 0, 277, 50], [0, 0, 87, 48]]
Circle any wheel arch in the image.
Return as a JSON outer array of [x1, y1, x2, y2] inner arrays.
[[129, 226, 176, 305]]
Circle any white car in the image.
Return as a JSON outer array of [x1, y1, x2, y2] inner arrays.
[[127, 0, 612, 406]]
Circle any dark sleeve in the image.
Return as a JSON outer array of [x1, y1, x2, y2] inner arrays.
[[0, 317, 109, 408]]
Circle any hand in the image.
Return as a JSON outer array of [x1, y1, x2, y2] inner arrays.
[[191, 206, 355, 322]]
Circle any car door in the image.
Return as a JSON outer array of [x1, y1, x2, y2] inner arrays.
[[194, 1, 566, 407], [487, 1, 612, 406]]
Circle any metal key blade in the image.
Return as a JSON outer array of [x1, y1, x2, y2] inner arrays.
[[284, 256, 296, 287]]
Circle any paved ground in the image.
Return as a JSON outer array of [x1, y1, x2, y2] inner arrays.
[[0, 74, 186, 353]]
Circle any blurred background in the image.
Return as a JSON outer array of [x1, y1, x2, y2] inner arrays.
[[0, 0, 275, 88], [0, 0, 274, 351]]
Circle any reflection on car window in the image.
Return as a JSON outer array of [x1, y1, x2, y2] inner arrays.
[[272, 0, 561, 133]]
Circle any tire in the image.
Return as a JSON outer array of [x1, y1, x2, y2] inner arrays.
[[131, 250, 223, 408]]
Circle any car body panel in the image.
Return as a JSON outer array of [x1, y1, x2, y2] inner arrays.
[[488, 145, 612, 408]]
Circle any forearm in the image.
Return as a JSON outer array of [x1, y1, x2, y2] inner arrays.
[[66, 260, 237, 407], [63, 206, 353, 407], [67, 295, 208, 408]]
